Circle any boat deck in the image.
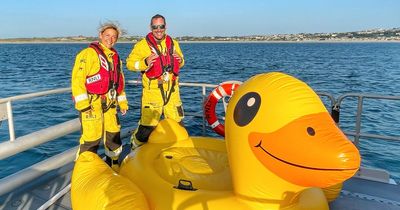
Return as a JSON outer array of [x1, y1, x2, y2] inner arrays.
[[0, 163, 73, 210], [1, 163, 399, 210], [330, 178, 400, 210]]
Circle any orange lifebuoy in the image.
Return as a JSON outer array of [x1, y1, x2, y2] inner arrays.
[[203, 81, 241, 137]]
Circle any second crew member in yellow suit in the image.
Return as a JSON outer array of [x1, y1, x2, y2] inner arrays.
[[71, 22, 128, 171], [126, 14, 184, 148]]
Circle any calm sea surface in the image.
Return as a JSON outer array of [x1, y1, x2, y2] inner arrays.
[[1, 42, 400, 182]]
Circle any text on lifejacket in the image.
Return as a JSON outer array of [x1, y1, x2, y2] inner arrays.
[[86, 74, 101, 84]]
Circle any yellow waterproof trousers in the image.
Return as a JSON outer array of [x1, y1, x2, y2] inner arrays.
[[131, 80, 184, 145], [78, 95, 122, 159]]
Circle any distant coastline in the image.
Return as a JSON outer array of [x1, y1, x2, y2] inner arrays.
[[0, 40, 399, 44], [1, 27, 399, 43]]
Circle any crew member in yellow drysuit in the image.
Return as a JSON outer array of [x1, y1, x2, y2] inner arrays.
[[126, 14, 185, 149], [71, 22, 128, 171]]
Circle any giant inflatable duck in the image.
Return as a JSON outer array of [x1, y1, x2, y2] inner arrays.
[[71, 72, 361, 210]]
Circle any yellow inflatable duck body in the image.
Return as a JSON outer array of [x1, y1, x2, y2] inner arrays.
[[72, 72, 361, 210]]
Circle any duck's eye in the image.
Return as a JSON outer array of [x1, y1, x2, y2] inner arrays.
[[307, 127, 315, 136], [234, 92, 261, 127]]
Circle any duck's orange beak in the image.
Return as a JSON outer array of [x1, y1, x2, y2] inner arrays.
[[249, 112, 360, 187]]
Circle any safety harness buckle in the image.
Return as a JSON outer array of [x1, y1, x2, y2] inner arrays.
[[162, 71, 169, 82]]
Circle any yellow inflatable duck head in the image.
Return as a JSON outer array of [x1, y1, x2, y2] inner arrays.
[[225, 72, 361, 199]]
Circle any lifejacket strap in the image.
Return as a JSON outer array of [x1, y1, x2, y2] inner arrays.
[[80, 106, 92, 113]]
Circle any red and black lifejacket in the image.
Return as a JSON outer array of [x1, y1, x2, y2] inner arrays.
[[85, 42, 124, 95], [145, 33, 180, 79]]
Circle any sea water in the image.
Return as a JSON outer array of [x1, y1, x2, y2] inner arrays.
[[1, 42, 400, 182]]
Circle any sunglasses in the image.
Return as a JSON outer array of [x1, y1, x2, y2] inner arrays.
[[151, 24, 166, 30]]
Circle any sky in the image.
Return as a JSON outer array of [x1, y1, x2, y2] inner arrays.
[[1, 0, 399, 38]]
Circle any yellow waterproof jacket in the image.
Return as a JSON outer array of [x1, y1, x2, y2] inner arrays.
[[71, 43, 128, 111], [126, 36, 184, 89]]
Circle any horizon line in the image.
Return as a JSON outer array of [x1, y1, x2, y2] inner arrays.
[[1, 27, 399, 40]]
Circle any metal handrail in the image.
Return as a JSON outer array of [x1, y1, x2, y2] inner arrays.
[[0, 87, 71, 141], [317, 92, 336, 108], [0, 119, 80, 159], [0, 88, 71, 104], [336, 93, 400, 146]]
